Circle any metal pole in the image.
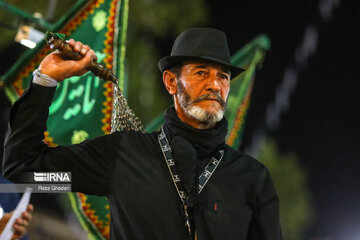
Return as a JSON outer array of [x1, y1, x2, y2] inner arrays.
[[46, 0, 58, 21], [0, 0, 54, 29]]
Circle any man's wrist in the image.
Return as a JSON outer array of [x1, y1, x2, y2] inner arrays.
[[32, 69, 58, 87]]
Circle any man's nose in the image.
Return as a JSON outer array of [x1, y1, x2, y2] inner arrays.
[[205, 74, 221, 92]]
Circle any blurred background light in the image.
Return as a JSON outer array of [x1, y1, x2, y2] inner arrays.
[[15, 25, 45, 49]]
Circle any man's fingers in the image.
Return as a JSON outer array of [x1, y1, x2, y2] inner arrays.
[[83, 49, 96, 65], [70, 49, 95, 76], [22, 210, 32, 222], [74, 41, 84, 52], [12, 224, 26, 238], [91, 50, 98, 62], [67, 39, 91, 56], [67, 38, 75, 47], [15, 217, 28, 228], [9, 203, 33, 239], [80, 45, 90, 56], [27, 204, 34, 213]]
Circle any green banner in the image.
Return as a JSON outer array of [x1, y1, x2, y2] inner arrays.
[[226, 34, 270, 148], [61, 1, 129, 239]]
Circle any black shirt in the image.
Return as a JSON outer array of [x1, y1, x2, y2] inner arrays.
[[3, 84, 282, 240]]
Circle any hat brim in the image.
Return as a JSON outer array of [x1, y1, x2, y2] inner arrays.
[[158, 55, 245, 80]]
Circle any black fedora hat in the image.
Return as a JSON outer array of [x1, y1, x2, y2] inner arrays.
[[158, 28, 244, 79]]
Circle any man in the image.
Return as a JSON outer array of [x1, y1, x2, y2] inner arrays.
[[3, 28, 282, 239]]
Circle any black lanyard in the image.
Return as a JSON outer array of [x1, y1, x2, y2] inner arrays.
[[158, 126, 224, 237]]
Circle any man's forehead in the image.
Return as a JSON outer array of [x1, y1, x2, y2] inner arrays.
[[181, 59, 230, 74]]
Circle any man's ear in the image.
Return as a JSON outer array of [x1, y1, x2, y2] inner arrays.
[[163, 70, 177, 95]]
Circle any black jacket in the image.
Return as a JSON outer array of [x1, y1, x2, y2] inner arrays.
[[3, 83, 282, 240]]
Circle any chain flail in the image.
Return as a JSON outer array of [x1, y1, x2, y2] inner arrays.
[[111, 83, 146, 133]]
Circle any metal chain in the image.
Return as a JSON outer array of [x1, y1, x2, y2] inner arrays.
[[111, 83, 146, 133]]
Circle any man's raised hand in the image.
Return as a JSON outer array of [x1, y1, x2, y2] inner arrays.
[[38, 39, 98, 82]]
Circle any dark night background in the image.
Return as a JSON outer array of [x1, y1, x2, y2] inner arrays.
[[207, 0, 360, 239], [1, 0, 359, 239]]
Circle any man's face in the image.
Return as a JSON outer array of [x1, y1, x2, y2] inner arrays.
[[175, 60, 230, 124]]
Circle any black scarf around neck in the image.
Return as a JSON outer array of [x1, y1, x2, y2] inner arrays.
[[163, 107, 228, 158], [162, 107, 228, 194]]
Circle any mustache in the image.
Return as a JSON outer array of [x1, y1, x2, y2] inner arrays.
[[190, 93, 226, 108]]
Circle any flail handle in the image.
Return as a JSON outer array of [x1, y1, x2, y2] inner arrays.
[[46, 32, 118, 83]]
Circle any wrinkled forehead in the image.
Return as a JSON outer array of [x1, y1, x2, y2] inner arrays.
[[181, 59, 230, 75]]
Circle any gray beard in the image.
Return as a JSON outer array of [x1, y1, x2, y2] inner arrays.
[[176, 80, 226, 124]]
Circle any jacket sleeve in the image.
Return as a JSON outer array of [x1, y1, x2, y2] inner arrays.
[[2, 83, 117, 196], [247, 166, 283, 240]]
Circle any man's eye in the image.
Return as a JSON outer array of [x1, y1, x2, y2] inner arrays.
[[196, 71, 206, 75], [220, 74, 229, 80]]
